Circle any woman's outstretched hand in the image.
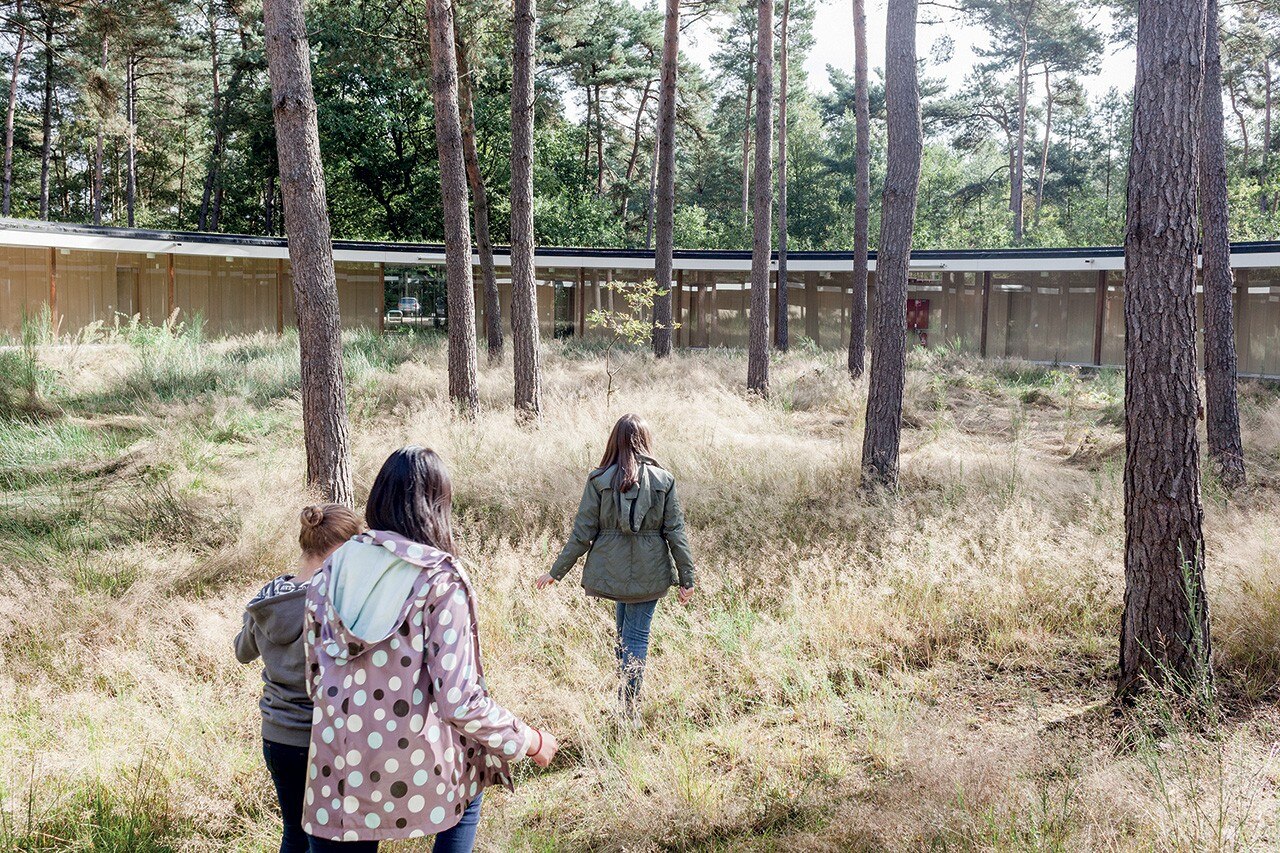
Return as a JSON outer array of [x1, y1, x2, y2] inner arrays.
[[535, 573, 556, 590], [527, 729, 559, 767], [678, 585, 695, 606]]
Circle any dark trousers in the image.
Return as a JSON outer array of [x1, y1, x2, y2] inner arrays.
[[615, 599, 658, 711], [262, 739, 310, 853], [306, 792, 484, 853]]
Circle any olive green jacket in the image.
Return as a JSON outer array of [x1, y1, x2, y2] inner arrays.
[[550, 458, 695, 602]]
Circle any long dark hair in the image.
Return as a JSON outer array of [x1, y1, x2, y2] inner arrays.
[[594, 414, 655, 493], [365, 446, 457, 555]]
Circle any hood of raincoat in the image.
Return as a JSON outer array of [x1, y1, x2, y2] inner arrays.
[[315, 535, 452, 663]]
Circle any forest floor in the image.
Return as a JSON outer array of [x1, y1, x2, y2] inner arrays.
[[1, 323, 1279, 851]]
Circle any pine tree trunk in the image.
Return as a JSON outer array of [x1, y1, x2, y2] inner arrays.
[[651, 0, 678, 358], [746, 0, 773, 396], [199, 6, 221, 231], [741, 49, 754, 230], [848, 0, 870, 380], [455, 33, 502, 365], [263, 0, 355, 507], [93, 33, 107, 226], [775, 0, 790, 352], [510, 0, 542, 422], [39, 11, 51, 220], [1118, 0, 1211, 701], [3, 0, 26, 216], [1200, 0, 1244, 490], [1011, 22, 1029, 244], [860, 0, 921, 491], [425, 0, 479, 417], [1034, 66, 1052, 228], [125, 57, 137, 227]]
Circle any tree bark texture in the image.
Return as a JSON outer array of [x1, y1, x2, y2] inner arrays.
[[455, 33, 503, 365], [746, 0, 774, 396], [1200, 0, 1245, 490], [510, 0, 543, 421], [262, 0, 355, 507], [775, 0, 790, 352], [651, 0, 678, 358], [3, 0, 26, 216], [849, 0, 870, 380], [425, 0, 480, 417], [39, 10, 51, 220], [860, 0, 921, 491], [1119, 0, 1211, 700]]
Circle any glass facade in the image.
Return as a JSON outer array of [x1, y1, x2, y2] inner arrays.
[[4, 234, 1280, 379]]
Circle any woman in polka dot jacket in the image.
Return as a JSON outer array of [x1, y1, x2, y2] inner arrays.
[[302, 446, 559, 852]]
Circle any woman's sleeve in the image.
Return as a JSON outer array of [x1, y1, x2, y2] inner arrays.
[[662, 481, 696, 588], [549, 480, 600, 581], [233, 609, 260, 664], [425, 578, 533, 771]]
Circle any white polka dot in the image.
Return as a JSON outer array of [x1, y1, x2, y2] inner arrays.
[[315, 808, 329, 825], [348, 715, 363, 733], [441, 653, 458, 672], [503, 741, 517, 755], [312, 707, 323, 724], [488, 734, 503, 748], [345, 750, 362, 766], [343, 796, 358, 814], [411, 748, 425, 766], [389, 676, 402, 691], [390, 638, 400, 650], [334, 755, 345, 771], [386, 720, 397, 731], [372, 650, 388, 667], [321, 727, 334, 744], [306, 788, 314, 805], [410, 714, 424, 732], [414, 769, 429, 786], [374, 708, 386, 721], [411, 634, 424, 652], [334, 718, 344, 729], [371, 790, 382, 802], [447, 791, 455, 802], [309, 764, 318, 779], [439, 609, 452, 626], [447, 687, 462, 704], [430, 806, 446, 824], [414, 689, 424, 705], [353, 690, 367, 706], [368, 732, 383, 748], [464, 720, 481, 734], [354, 670, 367, 685], [383, 801, 394, 813], [409, 829, 425, 839], [349, 770, 363, 788], [470, 782, 477, 796], [383, 540, 398, 553], [407, 544, 425, 559], [437, 782, 446, 794], [365, 814, 381, 829], [343, 830, 359, 841], [343, 675, 352, 689], [408, 795, 425, 813], [321, 785, 331, 797], [427, 725, 440, 743], [444, 747, 455, 763], [385, 758, 399, 773]]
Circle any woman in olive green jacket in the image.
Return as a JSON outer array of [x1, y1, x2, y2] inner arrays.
[[536, 414, 695, 719]]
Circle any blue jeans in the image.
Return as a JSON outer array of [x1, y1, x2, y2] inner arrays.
[[262, 739, 310, 853], [305, 792, 483, 853], [615, 599, 658, 710]]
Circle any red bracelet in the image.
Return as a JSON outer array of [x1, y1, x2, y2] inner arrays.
[[530, 728, 542, 756]]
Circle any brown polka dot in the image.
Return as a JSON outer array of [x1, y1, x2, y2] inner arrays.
[[393, 700, 410, 717], [390, 781, 408, 798]]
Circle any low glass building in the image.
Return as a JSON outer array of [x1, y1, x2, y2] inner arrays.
[[2, 220, 1278, 378]]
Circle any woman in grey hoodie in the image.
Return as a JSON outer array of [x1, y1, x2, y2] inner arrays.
[[236, 504, 364, 853]]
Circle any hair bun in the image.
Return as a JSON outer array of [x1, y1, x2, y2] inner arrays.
[[300, 505, 326, 529]]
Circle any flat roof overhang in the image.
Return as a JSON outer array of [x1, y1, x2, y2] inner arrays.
[[2, 218, 1279, 272]]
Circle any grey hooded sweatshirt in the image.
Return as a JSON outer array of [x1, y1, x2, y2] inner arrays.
[[234, 575, 313, 747]]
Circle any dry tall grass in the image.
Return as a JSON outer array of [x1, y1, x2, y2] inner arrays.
[[1, 329, 1278, 851]]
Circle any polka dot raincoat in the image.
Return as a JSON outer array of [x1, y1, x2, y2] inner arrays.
[[301, 530, 532, 842]]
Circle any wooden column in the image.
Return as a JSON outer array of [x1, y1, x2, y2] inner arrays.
[[675, 268, 684, 346], [48, 247, 57, 328], [1092, 268, 1106, 366], [979, 269, 992, 358], [166, 253, 176, 320], [804, 271, 819, 343], [576, 267, 585, 336], [606, 268, 615, 312], [1236, 268, 1250, 371], [377, 262, 385, 332]]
